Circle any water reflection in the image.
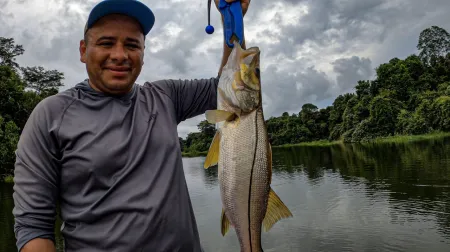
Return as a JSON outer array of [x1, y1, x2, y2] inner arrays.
[[203, 165, 219, 188], [1, 138, 450, 251], [272, 137, 450, 241]]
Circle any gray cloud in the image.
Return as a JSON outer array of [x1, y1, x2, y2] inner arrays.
[[332, 56, 373, 93], [260, 62, 335, 117], [2, 0, 450, 137]]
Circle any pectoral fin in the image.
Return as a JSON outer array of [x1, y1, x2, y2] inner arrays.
[[221, 208, 231, 236], [262, 188, 293, 232], [204, 131, 221, 169], [205, 110, 235, 124]]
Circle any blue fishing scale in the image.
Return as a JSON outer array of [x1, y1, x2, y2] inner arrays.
[[205, 0, 244, 48]]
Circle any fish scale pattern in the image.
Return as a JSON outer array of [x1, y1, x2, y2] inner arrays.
[[219, 108, 271, 252]]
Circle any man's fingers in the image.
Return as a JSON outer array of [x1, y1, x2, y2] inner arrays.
[[224, 0, 250, 14], [225, 0, 250, 4], [216, 0, 250, 16]]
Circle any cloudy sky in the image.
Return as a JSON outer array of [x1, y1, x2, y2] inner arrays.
[[1, 0, 450, 138]]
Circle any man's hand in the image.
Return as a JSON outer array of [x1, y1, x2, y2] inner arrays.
[[214, 0, 251, 16], [215, 0, 250, 76]]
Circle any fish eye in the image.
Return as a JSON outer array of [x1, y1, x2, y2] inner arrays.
[[255, 68, 260, 78]]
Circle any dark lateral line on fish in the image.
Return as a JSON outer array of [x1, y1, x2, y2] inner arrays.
[[248, 111, 258, 252]]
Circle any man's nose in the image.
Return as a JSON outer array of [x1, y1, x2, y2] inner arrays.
[[110, 44, 128, 61]]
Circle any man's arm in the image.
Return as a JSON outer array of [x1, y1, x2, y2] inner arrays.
[[13, 97, 62, 252], [147, 77, 219, 124]]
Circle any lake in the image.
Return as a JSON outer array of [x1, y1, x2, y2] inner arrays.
[[1, 138, 450, 251]]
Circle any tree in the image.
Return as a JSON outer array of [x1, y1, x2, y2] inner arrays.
[[299, 103, 318, 123], [0, 37, 25, 68], [197, 120, 216, 137], [0, 37, 67, 178], [375, 57, 414, 102], [355, 80, 371, 98], [0, 37, 25, 69], [0, 66, 26, 124], [417, 26, 450, 65], [0, 116, 20, 176], [20, 66, 64, 94]]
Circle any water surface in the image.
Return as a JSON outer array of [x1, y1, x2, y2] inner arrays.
[[1, 138, 450, 251]]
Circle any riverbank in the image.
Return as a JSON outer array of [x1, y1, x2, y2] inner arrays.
[[181, 131, 450, 157], [182, 151, 208, 157], [274, 139, 342, 148], [362, 131, 450, 144]]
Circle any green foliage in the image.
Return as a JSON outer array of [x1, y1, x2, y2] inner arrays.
[[0, 116, 20, 177], [369, 95, 403, 134], [433, 96, 450, 130], [0, 36, 64, 179], [180, 120, 216, 154]]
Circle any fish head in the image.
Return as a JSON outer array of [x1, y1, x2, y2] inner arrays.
[[218, 41, 262, 114]]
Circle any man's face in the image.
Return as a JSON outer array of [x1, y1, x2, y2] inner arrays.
[[79, 14, 145, 95]]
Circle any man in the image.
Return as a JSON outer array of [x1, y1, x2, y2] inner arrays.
[[12, 0, 250, 251]]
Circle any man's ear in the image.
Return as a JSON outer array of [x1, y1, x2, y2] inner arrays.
[[80, 39, 87, 63]]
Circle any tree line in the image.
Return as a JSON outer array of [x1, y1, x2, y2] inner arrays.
[[180, 25, 450, 154]]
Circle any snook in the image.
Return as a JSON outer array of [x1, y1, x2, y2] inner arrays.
[[203, 41, 293, 252]]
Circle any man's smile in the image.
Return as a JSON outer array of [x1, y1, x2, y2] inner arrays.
[[104, 66, 131, 76]]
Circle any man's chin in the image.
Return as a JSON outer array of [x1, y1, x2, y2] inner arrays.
[[102, 80, 134, 93]]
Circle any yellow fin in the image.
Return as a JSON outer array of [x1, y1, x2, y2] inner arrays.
[[263, 188, 293, 232], [205, 110, 235, 124], [203, 131, 221, 169], [221, 208, 230, 236]]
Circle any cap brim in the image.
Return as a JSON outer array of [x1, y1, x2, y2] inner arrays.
[[86, 0, 155, 36]]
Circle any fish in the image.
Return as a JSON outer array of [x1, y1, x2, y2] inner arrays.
[[203, 41, 293, 252]]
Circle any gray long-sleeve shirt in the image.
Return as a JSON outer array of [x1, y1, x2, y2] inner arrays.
[[12, 77, 219, 252]]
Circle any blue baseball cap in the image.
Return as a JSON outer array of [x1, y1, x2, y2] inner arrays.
[[84, 0, 155, 36]]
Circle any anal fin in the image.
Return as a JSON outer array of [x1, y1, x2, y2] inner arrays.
[[204, 131, 221, 169], [262, 188, 293, 232], [221, 208, 231, 236]]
